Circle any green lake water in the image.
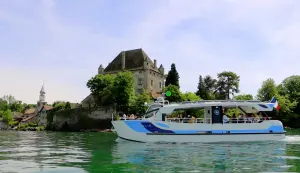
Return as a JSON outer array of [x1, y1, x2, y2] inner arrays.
[[0, 130, 300, 173]]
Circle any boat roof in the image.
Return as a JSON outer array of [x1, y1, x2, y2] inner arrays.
[[156, 100, 274, 114]]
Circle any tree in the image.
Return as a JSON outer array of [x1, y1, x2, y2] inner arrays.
[[277, 75, 300, 114], [2, 95, 17, 104], [164, 85, 183, 102], [234, 94, 253, 100], [53, 101, 66, 109], [196, 75, 206, 98], [0, 98, 9, 111], [0, 109, 13, 124], [196, 75, 217, 100], [64, 102, 71, 109], [215, 71, 240, 100], [257, 78, 278, 101], [133, 89, 151, 115], [182, 92, 201, 101], [87, 74, 115, 107], [87, 71, 135, 109], [165, 63, 180, 88], [9, 101, 23, 112], [113, 72, 135, 107]]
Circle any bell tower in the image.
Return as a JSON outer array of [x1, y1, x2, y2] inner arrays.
[[37, 83, 47, 107]]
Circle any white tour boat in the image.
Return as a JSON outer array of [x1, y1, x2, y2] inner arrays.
[[111, 96, 285, 143]]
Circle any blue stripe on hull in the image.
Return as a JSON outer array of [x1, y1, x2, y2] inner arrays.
[[123, 120, 284, 134]]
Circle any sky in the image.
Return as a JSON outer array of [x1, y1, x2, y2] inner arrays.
[[1, 0, 300, 104]]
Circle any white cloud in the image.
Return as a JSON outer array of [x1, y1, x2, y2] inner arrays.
[[1, 0, 300, 103]]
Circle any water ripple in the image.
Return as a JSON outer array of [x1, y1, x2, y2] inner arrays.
[[0, 131, 300, 172]]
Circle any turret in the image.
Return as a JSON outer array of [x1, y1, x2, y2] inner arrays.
[[158, 64, 164, 74], [121, 51, 125, 70], [98, 64, 104, 74], [143, 60, 149, 70], [37, 84, 47, 106]]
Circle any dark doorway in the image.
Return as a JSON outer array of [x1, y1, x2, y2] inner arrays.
[[212, 106, 223, 124]]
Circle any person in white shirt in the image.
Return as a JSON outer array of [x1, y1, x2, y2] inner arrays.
[[223, 114, 229, 123], [122, 114, 127, 120]]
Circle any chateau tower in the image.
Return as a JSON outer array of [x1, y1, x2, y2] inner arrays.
[[37, 84, 47, 107]]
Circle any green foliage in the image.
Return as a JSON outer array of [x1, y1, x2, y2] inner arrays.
[[113, 72, 135, 106], [9, 102, 23, 112], [2, 95, 17, 104], [256, 77, 298, 127], [36, 126, 45, 131], [52, 101, 73, 110], [133, 89, 151, 115], [65, 102, 71, 109], [196, 75, 216, 100], [182, 92, 201, 101], [257, 78, 278, 101], [234, 94, 253, 100], [0, 98, 9, 111], [52, 101, 66, 109], [164, 85, 183, 102], [0, 109, 13, 124], [165, 63, 180, 88], [87, 74, 115, 107], [215, 71, 240, 100], [22, 104, 35, 112], [87, 71, 136, 111], [277, 75, 300, 114]]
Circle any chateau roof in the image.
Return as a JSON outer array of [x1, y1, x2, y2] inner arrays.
[[24, 108, 36, 115], [104, 48, 159, 73]]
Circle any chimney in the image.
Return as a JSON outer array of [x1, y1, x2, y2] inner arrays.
[[154, 59, 157, 68], [121, 51, 125, 70]]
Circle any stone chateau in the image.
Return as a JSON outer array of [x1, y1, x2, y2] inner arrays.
[[82, 48, 166, 107]]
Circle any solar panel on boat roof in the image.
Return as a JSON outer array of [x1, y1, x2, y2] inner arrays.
[[195, 100, 261, 103]]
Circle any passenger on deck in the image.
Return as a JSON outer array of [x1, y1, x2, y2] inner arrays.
[[122, 113, 127, 120], [231, 113, 237, 123], [223, 114, 229, 123], [238, 114, 246, 123]]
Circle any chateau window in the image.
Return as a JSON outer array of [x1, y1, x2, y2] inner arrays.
[[159, 82, 162, 88], [151, 80, 153, 86], [138, 78, 143, 85]]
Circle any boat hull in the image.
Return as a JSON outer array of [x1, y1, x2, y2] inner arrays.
[[112, 120, 285, 143]]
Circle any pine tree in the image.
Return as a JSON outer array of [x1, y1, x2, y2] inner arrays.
[[196, 75, 206, 98], [165, 63, 180, 88]]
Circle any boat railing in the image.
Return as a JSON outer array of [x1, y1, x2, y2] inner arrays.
[[166, 118, 211, 124], [166, 117, 271, 124]]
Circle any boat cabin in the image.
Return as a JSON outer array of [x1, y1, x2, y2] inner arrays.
[[142, 98, 274, 124]]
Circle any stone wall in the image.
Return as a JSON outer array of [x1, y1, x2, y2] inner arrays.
[[47, 107, 117, 131], [0, 121, 8, 129]]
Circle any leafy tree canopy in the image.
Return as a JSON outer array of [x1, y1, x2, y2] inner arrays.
[[164, 84, 183, 102], [257, 78, 278, 102], [234, 94, 253, 100], [215, 71, 240, 100], [87, 71, 135, 108], [182, 92, 201, 101]]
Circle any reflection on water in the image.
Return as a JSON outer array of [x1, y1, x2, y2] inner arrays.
[[112, 139, 290, 172], [0, 131, 300, 173]]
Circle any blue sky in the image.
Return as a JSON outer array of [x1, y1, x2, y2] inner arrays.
[[1, 0, 300, 104]]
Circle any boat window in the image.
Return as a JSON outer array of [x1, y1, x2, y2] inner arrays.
[[143, 108, 159, 118], [147, 104, 162, 112], [167, 107, 205, 123]]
